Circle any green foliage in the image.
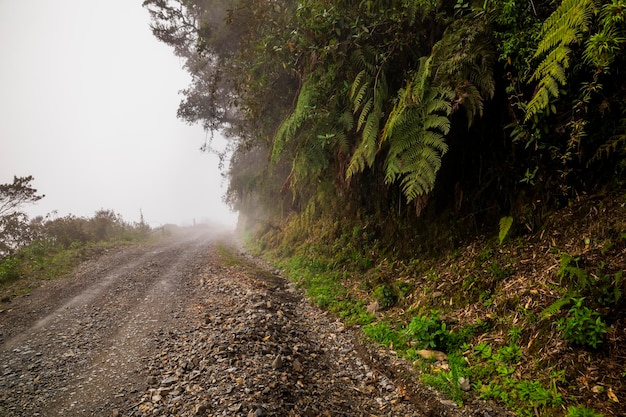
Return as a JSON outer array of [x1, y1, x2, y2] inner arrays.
[[363, 322, 405, 348], [557, 297, 608, 348], [271, 76, 320, 164], [566, 406, 604, 417], [516, 380, 563, 409], [381, 57, 454, 202], [372, 284, 398, 309], [540, 295, 572, 320], [0, 256, 21, 284], [405, 312, 450, 350], [346, 47, 389, 179], [420, 353, 468, 405], [498, 216, 513, 245], [0, 210, 152, 295], [525, 0, 595, 121], [558, 252, 589, 290]]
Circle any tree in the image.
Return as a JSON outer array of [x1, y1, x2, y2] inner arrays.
[[0, 176, 44, 257]]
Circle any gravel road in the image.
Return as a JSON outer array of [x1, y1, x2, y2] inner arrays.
[[0, 229, 500, 417]]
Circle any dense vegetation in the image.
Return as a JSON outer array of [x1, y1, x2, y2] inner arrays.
[[144, 0, 626, 415]]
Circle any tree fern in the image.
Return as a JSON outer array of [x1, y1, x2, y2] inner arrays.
[[381, 57, 454, 202], [525, 0, 596, 121]]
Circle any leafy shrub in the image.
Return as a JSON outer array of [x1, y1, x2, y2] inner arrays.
[[494, 343, 523, 364], [516, 380, 563, 408], [405, 313, 450, 350], [372, 284, 398, 309], [0, 256, 21, 284], [557, 298, 607, 349]]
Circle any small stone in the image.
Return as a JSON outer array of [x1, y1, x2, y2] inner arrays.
[[292, 358, 303, 372], [161, 376, 178, 386], [272, 355, 282, 370], [195, 402, 209, 415], [459, 376, 471, 391], [416, 349, 447, 361]]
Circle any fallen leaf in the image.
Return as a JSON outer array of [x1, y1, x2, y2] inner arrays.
[[608, 387, 619, 403]]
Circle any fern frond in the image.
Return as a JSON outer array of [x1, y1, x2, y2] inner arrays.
[[540, 295, 572, 320], [351, 47, 377, 72], [525, 0, 595, 121], [272, 76, 318, 163], [357, 98, 374, 131], [380, 57, 452, 202], [534, 0, 593, 57], [498, 216, 513, 245], [350, 70, 369, 110]]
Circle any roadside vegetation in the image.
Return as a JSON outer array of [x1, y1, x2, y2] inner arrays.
[[247, 191, 625, 416], [142, 1, 626, 415], [0, 206, 152, 301]]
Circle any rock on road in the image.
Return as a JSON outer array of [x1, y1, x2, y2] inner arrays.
[[0, 229, 469, 417]]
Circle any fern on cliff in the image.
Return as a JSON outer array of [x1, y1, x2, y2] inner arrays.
[[430, 20, 495, 127], [381, 56, 454, 201], [271, 76, 319, 163], [525, 0, 595, 121], [346, 48, 389, 179]]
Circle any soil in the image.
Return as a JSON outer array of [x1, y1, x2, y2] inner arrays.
[[0, 228, 507, 417]]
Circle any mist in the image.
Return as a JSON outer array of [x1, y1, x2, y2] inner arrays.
[[0, 0, 237, 228]]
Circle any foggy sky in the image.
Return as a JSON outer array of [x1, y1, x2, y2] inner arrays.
[[0, 0, 237, 227]]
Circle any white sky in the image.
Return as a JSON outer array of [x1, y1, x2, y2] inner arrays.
[[0, 0, 237, 228]]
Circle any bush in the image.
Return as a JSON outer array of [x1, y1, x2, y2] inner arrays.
[[372, 284, 398, 309], [0, 256, 21, 284], [405, 312, 450, 350], [557, 298, 607, 349]]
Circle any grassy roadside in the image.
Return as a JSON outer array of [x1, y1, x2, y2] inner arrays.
[[0, 238, 155, 303], [245, 192, 626, 417]]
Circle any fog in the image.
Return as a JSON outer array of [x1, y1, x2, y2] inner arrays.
[[0, 0, 237, 228]]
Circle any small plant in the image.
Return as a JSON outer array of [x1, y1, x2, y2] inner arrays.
[[405, 312, 450, 350], [498, 216, 513, 245], [473, 341, 493, 359], [494, 343, 523, 363], [566, 406, 603, 417], [420, 353, 467, 405], [363, 322, 405, 348], [372, 284, 398, 309], [557, 298, 607, 349], [558, 253, 589, 290], [0, 256, 21, 284], [517, 380, 563, 408]]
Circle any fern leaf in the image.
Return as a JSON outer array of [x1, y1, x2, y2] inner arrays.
[[272, 76, 318, 163], [540, 295, 572, 320], [381, 56, 452, 202], [498, 216, 513, 245], [525, 0, 595, 121], [357, 98, 374, 131]]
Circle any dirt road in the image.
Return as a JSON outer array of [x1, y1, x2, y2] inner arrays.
[[0, 230, 482, 417]]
